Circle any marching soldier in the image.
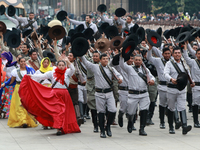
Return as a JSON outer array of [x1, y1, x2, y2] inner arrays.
[[68, 52, 84, 126], [85, 51, 100, 132], [164, 47, 192, 135], [182, 42, 200, 128], [147, 46, 171, 129], [119, 54, 155, 136], [80, 53, 123, 138]]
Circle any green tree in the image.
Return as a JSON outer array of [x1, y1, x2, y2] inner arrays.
[[146, 0, 200, 15]]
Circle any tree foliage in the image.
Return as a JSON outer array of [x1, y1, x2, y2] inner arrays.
[[145, 0, 200, 15]]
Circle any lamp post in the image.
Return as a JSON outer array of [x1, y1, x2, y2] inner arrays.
[[121, 0, 122, 7]]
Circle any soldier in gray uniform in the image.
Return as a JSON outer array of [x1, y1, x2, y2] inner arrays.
[[75, 58, 88, 123], [110, 55, 133, 128], [147, 46, 171, 129], [15, 12, 38, 30], [81, 53, 123, 138], [119, 54, 155, 136], [182, 43, 200, 128], [85, 51, 100, 132], [118, 15, 134, 29], [164, 47, 192, 135]]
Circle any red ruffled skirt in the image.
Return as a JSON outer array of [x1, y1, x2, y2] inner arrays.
[[19, 75, 81, 134]]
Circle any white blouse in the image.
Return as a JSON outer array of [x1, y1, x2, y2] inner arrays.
[[31, 64, 75, 89], [33, 70, 52, 85]]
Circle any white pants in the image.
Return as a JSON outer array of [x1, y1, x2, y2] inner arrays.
[[127, 94, 150, 115], [167, 91, 186, 112], [192, 90, 200, 106], [158, 89, 168, 107], [118, 90, 129, 113], [78, 85, 87, 104], [95, 92, 117, 113]]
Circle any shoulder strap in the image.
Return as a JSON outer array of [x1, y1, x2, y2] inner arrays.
[[161, 58, 166, 66], [133, 66, 147, 84], [125, 22, 128, 29], [99, 64, 113, 87], [77, 60, 87, 75], [51, 76, 68, 89], [28, 60, 39, 71], [85, 22, 90, 28], [170, 59, 182, 74], [195, 59, 200, 69], [17, 69, 23, 80]]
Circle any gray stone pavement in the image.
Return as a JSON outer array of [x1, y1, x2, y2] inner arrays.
[[1, 106, 200, 150]]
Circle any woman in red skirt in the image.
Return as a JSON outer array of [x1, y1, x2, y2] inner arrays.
[[19, 58, 81, 135]]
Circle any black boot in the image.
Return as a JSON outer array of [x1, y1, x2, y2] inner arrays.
[[139, 110, 148, 136], [159, 105, 165, 129], [118, 110, 124, 127], [83, 103, 87, 118], [132, 114, 137, 131], [192, 105, 200, 128], [98, 113, 106, 138], [85, 104, 91, 119], [187, 92, 193, 113], [174, 109, 181, 129], [127, 114, 134, 133], [146, 102, 155, 125], [167, 109, 175, 134], [105, 112, 116, 137], [78, 102, 85, 124], [91, 109, 99, 132], [180, 110, 192, 135]]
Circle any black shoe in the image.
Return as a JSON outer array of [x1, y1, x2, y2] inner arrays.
[[77, 118, 83, 126], [83, 118, 86, 123], [175, 121, 181, 130], [149, 119, 154, 125], [182, 126, 192, 135], [127, 121, 133, 133], [56, 131, 62, 136], [146, 118, 150, 126], [169, 128, 175, 134], [100, 131, 106, 138], [86, 115, 91, 119], [22, 124, 28, 128], [105, 126, 112, 137], [180, 110, 192, 135], [160, 123, 165, 129], [139, 129, 147, 136], [127, 114, 134, 133], [118, 111, 124, 127], [94, 126, 99, 132], [194, 123, 200, 128], [132, 124, 136, 131], [189, 107, 193, 113]]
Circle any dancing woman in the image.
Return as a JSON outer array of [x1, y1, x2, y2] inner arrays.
[[1, 57, 38, 128], [19, 58, 81, 135]]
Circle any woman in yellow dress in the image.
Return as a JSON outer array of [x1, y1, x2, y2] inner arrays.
[[1, 57, 38, 128]]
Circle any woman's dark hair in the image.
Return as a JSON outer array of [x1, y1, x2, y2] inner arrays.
[[57, 60, 66, 66], [19, 57, 25, 62]]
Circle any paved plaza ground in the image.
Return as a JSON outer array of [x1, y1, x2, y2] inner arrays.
[[1, 106, 200, 150]]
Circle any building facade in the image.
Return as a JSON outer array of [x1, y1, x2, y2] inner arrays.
[[63, 0, 129, 17]]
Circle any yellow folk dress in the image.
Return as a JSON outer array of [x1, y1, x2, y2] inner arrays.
[[7, 68, 38, 128]]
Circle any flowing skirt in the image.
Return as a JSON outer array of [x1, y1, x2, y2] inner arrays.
[[7, 84, 38, 128], [19, 75, 81, 134]]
